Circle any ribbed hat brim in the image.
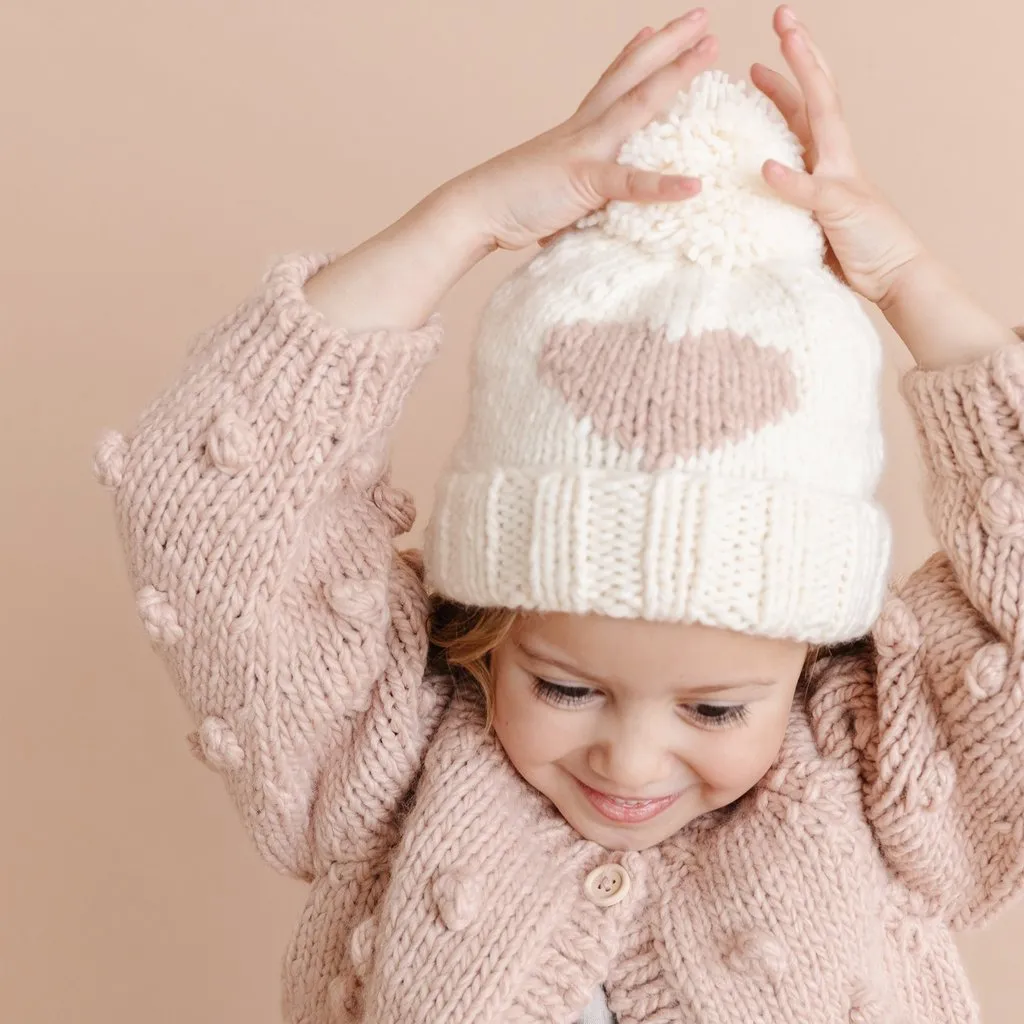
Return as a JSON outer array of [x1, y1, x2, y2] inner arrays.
[[424, 467, 891, 644]]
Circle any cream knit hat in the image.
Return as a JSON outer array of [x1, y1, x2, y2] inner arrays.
[[423, 70, 891, 644]]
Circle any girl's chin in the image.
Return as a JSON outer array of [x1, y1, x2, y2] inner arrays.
[[558, 802, 679, 850], [577, 820, 667, 850]]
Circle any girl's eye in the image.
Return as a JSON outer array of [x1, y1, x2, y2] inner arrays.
[[533, 679, 597, 708], [685, 703, 750, 729]]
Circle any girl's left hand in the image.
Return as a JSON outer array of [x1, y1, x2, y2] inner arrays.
[[752, 6, 925, 308]]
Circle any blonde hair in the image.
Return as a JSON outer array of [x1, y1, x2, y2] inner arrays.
[[426, 595, 872, 721], [427, 596, 518, 723]]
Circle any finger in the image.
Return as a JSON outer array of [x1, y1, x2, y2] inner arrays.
[[750, 63, 811, 149], [774, 6, 837, 88], [611, 25, 656, 71], [802, 33, 836, 88], [538, 227, 568, 248], [585, 34, 718, 148], [762, 159, 846, 214], [779, 27, 857, 171], [582, 163, 703, 204], [595, 26, 656, 91], [577, 11, 707, 121], [575, 8, 709, 122]]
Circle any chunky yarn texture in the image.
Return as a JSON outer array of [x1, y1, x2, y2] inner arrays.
[[423, 71, 890, 643], [576, 70, 824, 269], [98, 252, 1024, 1023]]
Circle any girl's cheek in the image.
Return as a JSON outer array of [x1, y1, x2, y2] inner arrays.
[[494, 680, 564, 762], [690, 719, 786, 791], [514, 709, 572, 763]]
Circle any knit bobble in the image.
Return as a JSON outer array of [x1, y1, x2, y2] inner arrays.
[[965, 641, 1011, 700], [873, 597, 921, 657], [92, 429, 127, 489], [136, 586, 183, 644], [978, 476, 1024, 538], [350, 916, 378, 979], [207, 410, 258, 473], [915, 751, 956, 813], [326, 578, 389, 627], [188, 715, 244, 771], [345, 450, 384, 490], [724, 929, 787, 984], [372, 482, 416, 537], [848, 982, 888, 1023], [881, 904, 923, 955], [432, 870, 481, 932]]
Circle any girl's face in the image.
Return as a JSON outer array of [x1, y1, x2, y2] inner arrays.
[[490, 612, 807, 851]]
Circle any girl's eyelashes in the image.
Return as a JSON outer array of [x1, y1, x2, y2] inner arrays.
[[684, 703, 750, 729], [532, 678, 597, 708], [531, 677, 751, 729]]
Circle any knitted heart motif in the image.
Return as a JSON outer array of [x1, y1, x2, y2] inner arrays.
[[539, 322, 799, 469]]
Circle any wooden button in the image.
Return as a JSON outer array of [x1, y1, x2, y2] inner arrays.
[[584, 864, 631, 907]]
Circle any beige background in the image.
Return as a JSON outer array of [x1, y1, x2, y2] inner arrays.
[[2, 0, 1021, 1021]]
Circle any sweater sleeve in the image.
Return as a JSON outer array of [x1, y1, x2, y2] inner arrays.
[[814, 327, 1024, 928], [94, 253, 446, 880]]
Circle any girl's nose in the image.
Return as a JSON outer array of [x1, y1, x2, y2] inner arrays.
[[587, 721, 676, 795]]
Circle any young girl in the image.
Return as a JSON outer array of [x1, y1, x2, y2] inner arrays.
[[96, 6, 1024, 1023]]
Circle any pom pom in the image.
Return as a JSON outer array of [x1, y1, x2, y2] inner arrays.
[[577, 69, 824, 269]]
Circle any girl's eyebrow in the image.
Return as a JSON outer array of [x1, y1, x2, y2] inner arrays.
[[514, 640, 776, 694], [516, 640, 610, 685]]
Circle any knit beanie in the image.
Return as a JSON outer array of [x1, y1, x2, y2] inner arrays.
[[423, 69, 891, 644]]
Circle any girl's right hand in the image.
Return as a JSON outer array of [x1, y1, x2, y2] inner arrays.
[[445, 9, 718, 253]]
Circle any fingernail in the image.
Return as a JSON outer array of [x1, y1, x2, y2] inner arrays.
[[779, 5, 797, 24], [696, 35, 715, 53], [675, 179, 701, 196]]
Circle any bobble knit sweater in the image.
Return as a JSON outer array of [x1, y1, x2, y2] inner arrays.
[[97, 253, 1024, 1024]]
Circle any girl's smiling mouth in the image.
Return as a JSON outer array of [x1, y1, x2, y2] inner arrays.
[[574, 778, 682, 824]]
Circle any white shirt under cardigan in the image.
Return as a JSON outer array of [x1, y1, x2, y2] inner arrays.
[[580, 988, 615, 1024]]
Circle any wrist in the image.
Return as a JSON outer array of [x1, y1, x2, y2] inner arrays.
[[877, 253, 1016, 371], [419, 178, 501, 269], [876, 250, 943, 319], [306, 184, 496, 334]]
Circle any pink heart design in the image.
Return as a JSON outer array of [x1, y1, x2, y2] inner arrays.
[[539, 322, 799, 470]]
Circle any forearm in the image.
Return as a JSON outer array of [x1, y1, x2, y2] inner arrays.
[[305, 184, 495, 332], [880, 254, 1019, 371]]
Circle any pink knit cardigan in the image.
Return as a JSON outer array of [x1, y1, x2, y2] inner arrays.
[[96, 253, 1024, 1023]]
